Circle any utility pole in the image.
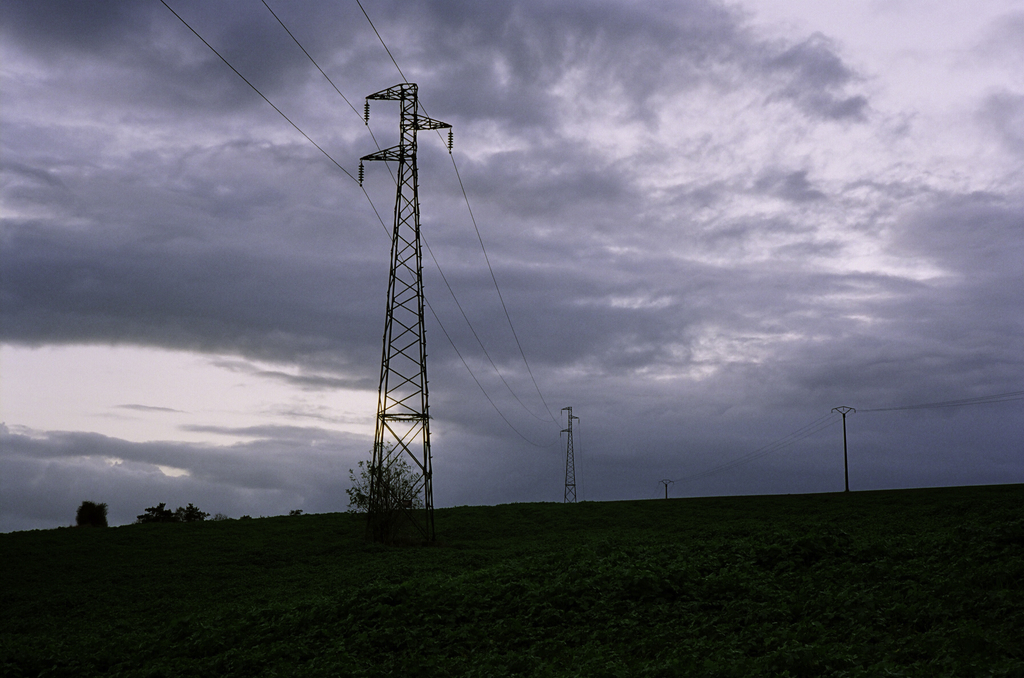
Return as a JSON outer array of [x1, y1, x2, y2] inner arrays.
[[831, 406, 855, 493], [660, 479, 674, 499], [561, 407, 579, 503], [360, 83, 451, 542]]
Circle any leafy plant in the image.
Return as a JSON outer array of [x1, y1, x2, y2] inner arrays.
[[174, 503, 209, 523], [346, 455, 423, 514], [135, 503, 209, 524], [136, 503, 176, 524], [347, 451, 425, 543], [75, 501, 108, 528]]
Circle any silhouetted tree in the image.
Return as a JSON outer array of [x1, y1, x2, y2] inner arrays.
[[76, 501, 108, 527], [289, 509, 303, 516], [136, 503, 176, 523], [174, 503, 209, 522]]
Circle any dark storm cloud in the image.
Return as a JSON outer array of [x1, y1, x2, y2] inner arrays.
[[0, 224, 383, 379], [2, 0, 1022, 533]]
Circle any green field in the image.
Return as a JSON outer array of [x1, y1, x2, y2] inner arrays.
[[2, 485, 1023, 677]]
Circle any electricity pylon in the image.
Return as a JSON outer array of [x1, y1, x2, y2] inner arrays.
[[360, 83, 451, 542], [831, 406, 855, 493], [561, 406, 579, 503]]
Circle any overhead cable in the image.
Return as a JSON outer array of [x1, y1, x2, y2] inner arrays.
[[860, 389, 1024, 412], [158, 0, 358, 184], [673, 413, 840, 485], [354, 0, 559, 424], [261, 0, 549, 426]]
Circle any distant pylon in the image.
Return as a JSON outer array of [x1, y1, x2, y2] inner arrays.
[[831, 406, 855, 493], [561, 406, 579, 503], [360, 83, 451, 542]]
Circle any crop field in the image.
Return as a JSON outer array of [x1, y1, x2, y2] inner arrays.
[[2, 484, 1023, 677]]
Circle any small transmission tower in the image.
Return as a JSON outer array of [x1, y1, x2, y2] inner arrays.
[[360, 83, 451, 542], [561, 406, 579, 503]]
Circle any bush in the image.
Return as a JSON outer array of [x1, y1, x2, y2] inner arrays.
[[348, 450, 425, 543], [136, 503, 176, 524], [76, 501, 108, 527], [135, 503, 209, 524], [346, 456, 423, 514], [174, 503, 209, 523]]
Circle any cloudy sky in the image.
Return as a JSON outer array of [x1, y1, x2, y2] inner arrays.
[[2, 0, 1022, 532]]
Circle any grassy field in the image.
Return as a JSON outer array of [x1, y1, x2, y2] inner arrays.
[[2, 485, 1023, 677]]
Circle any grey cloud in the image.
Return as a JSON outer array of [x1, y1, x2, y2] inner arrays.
[[0, 423, 367, 530], [978, 91, 1024, 156], [116, 404, 184, 413], [761, 34, 868, 120], [0, 224, 384, 378], [753, 169, 826, 203]]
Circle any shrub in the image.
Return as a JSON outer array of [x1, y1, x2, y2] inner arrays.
[[76, 501, 108, 527], [135, 503, 209, 524], [136, 503, 176, 523], [346, 456, 423, 514], [174, 503, 209, 522], [348, 449, 425, 543]]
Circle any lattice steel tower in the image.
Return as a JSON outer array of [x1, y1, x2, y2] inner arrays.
[[360, 83, 451, 542], [561, 406, 579, 503]]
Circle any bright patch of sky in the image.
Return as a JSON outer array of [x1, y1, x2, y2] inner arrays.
[[0, 344, 375, 445]]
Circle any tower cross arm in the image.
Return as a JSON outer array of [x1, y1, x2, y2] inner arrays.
[[366, 83, 413, 100], [409, 116, 451, 131], [361, 145, 403, 163]]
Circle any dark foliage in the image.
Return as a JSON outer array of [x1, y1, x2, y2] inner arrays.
[[75, 501, 108, 528], [346, 455, 423, 514], [135, 503, 208, 524], [136, 503, 176, 524], [174, 504, 209, 523], [348, 453, 425, 543]]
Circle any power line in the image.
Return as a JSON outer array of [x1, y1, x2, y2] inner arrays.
[[672, 413, 840, 485], [259, 0, 392, 173], [167, 0, 557, 439], [421, 237, 552, 422], [447, 156, 559, 423], [158, 0, 358, 184], [261, 0, 551, 427], [426, 290, 555, 448], [354, 0, 558, 424], [355, 0, 408, 82], [207, 0, 538, 436], [860, 390, 1024, 412]]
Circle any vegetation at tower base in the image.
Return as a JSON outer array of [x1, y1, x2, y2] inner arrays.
[[349, 451, 425, 544], [3, 485, 1023, 677]]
